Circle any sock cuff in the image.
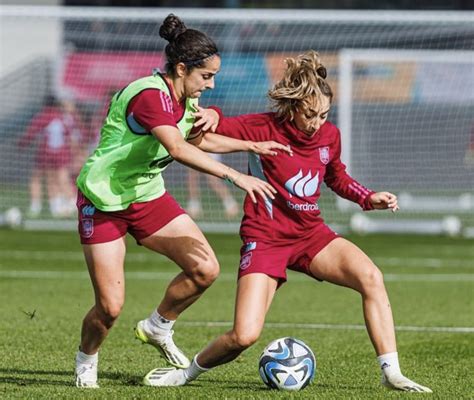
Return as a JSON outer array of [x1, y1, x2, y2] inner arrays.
[[377, 351, 401, 374], [193, 354, 211, 372], [76, 349, 98, 364], [377, 351, 398, 363], [377, 351, 398, 361], [150, 309, 175, 324]]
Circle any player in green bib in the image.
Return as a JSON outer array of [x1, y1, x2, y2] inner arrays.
[[74, 14, 292, 388]]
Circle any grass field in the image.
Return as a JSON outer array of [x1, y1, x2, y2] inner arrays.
[[0, 229, 473, 399]]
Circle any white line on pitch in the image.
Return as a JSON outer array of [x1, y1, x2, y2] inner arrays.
[[0, 250, 472, 268], [179, 321, 474, 334], [0, 270, 473, 282]]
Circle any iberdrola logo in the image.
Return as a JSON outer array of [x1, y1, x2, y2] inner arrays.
[[284, 169, 319, 198]]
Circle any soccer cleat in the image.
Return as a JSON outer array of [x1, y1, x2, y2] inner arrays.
[[75, 363, 99, 388], [382, 373, 432, 392], [135, 320, 191, 369], [143, 367, 188, 387]]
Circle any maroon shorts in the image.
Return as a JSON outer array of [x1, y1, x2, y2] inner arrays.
[[238, 223, 339, 285], [36, 150, 71, 170], [77, 191, 186, 244]]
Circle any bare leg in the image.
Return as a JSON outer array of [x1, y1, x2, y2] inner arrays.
[[80, 236, 126, 355], [46, 168, 60, 216], [28, 169, 42, 215], [197, 273, 278, 368], [309, 237, 431, 392], [57, 166, 76, 211], [142, 273, 278, 386], [139, 214, 220, 321], [309, 237, 395, 355]]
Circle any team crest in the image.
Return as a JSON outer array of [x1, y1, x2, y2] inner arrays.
[[81, 218, 94, 238], [319, 146, 330, 164], [239, 252, 253, 270]]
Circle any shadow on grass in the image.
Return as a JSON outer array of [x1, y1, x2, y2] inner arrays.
[[0, 368, 141, 387], [195, 377, 365, 392], [0, 368, 355, 392]]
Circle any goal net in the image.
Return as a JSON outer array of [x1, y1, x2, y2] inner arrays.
[[0, 7, 473, 234]]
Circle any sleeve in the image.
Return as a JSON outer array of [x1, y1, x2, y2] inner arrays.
[[214, 113, 269, 142], [127, 89, 177, 132], [324, 128, 375, 210]]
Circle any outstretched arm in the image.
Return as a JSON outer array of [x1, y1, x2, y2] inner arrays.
[[152, 125, 276, 204], [191, 107, 292, 156], [368, 191, 400, 212], [190, 132, 292, 157]]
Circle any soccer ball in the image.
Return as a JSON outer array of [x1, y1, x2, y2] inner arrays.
[[3, 207, 22, 228], [258, 337, 316, 391]]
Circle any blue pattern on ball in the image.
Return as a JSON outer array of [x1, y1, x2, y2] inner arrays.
[[258, 337, 316, 391]]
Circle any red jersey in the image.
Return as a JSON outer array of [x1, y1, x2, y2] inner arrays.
[[19, 105, 85, 168], [126, 84, 184, 132], [88, 84, 186, 150], [215, 112, 375, 241]]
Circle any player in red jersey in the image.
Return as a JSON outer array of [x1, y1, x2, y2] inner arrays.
[[18, 96, 85, 217], [144, 50, 432, 393]]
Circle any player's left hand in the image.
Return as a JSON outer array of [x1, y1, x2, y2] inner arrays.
[[192, 106, 219, 132], [369, 191, 400, 212]]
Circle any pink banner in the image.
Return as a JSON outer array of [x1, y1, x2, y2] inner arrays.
[[62, 52, 165, 100]]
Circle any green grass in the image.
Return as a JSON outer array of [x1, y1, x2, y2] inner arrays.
[[0, 230, 473, 399]]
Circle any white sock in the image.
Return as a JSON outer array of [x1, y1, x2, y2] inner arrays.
[[76, 350, 98, 365], [183, 354, 210, 381], [50, 197, 62, 216], [147, 310, 175, 334], [29, 200, 42, 214], [377, 352, 401, 377]]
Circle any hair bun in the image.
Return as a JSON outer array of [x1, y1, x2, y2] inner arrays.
[[159, 14, 187, 42], [316, 66, 327, 79]]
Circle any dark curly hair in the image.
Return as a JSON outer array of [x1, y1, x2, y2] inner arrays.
[[159, 14, 219, 76]]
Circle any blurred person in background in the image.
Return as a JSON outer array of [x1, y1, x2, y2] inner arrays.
[[144, 50, 432, 393], [186, 153, 239, 219], [18, 95, 85, 218], [74, 14, 290, 388]]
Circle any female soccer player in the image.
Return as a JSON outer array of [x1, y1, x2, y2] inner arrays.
[[144, 50, 432, 393], [74, 14, 290, 388]]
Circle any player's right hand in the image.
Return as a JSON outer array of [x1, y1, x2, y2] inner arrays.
[[248, 141, 293, 157], [233, 174, 276, 204]]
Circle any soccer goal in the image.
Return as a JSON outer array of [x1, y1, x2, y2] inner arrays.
[[0, 7, 472, 234], [338, 49, 474, 236]]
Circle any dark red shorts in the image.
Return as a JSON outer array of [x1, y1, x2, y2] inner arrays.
[[36, 150, 71, 170], [238, 223, 339, 285], [77, 191, 186, 244]]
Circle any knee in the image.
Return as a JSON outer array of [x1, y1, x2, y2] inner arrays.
[[96, 300, 123, 327], [359, 264, 385, 294], [190, 257, 220, 289], [229, 329, 260, 351]]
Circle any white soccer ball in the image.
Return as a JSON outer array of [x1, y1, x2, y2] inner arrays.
[[441, 216, 461, 237], [4, 207, 22, 228], [258, 337, 316, 391]]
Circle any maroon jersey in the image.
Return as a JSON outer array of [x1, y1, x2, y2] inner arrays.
[[19, 105, 84, 169], [215, 112, 375, 241], [126, 85, 185, 132]]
